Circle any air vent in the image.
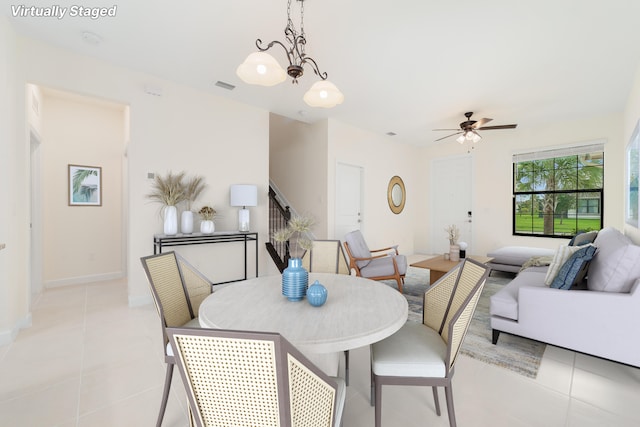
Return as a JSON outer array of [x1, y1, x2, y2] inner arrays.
[[386, 132, 397, 136], [214, 81, 235, 91]]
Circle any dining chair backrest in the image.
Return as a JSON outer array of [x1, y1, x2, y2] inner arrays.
[[167, 327, 342, 427], [176, 255, 214, 315], [423, 258, 489, 371], [302, 240, 350, 275], [141, 252, 194, 329]]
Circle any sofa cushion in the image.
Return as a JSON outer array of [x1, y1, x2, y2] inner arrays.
[[489, 266, 548, 321], [544, 245, 586, 286], [551, 245, 597, 290], [486, 246, 555, 267], [588, 227, 640, 293]]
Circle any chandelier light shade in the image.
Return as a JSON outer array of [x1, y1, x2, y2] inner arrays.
[[236, 0, 343, 108], [303, 80, 344, 108], [235, 52, 287, 86], [230, 184, 258, 232]]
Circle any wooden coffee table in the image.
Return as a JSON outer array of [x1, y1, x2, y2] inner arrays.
[[411, 255, 493, 284]]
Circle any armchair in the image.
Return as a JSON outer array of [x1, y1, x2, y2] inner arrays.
[[343, 230, 407, 292]]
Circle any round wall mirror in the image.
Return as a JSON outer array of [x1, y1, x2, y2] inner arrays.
[[387, 175, 406, 214]]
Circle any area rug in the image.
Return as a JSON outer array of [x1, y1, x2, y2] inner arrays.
[[385, 266, 546, 379]]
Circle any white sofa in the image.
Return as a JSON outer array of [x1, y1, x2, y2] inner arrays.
[[490, 227, 640, 368]]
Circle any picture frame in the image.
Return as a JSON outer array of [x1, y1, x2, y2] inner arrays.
[[69, 164, 102, 206], [626, 121, 639, 226]]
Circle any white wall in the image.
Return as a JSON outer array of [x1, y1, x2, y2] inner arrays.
[[421, 113, 624, 256], [327, 119, 419, 254], [269, 114, 329, 237], [41, 90, 126, 287], [16, 37, 272, 308], [0, 17, 31, 344]]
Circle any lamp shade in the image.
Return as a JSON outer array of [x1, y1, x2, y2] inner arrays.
[[230, 185, 258, 207], [303, 80, 344, 108], [236, 52, 287, 86]]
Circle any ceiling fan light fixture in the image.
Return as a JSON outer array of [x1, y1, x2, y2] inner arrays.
[[303, 79, 344, 108], [456, 134, 466, 144], [472, 132, 482, 143], [236, 52, 287, 86], [465, 131, 474, 141]]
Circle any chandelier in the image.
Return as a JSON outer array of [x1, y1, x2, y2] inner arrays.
[[236, 0, 344, 108]]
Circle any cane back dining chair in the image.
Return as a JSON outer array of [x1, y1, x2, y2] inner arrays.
[[167, 327, 346, 427], [301, 239, 351, 275], [343, 230, 407, 292], [140, 251, 214, 427], [301, 239, 352, 385], [370, 258, 490, 427]]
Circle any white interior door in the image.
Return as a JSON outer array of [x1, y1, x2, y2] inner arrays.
[[335, 163, 363, 240], [430, 155, 473, 255]]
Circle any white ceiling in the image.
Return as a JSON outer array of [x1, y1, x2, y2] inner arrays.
[[4, 0, 640, 146]]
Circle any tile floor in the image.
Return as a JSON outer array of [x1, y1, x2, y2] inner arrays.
[[1, 276, 639, 426]]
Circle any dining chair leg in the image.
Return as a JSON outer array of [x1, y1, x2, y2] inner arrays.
[[444, 384, 457, 427], [157, 362, 174, 427], [432, 386, 441, 416], [370, 370, 375, 406], [374, 378, 383, 427], [344, 350, 350, 386]]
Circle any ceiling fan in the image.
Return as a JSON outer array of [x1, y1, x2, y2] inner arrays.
[[433, 112, 517, 143]]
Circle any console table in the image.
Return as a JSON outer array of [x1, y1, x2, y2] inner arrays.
[[153, 232, 258, 285]]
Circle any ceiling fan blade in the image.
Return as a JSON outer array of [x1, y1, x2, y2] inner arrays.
[[435, 132, 462, 142], [472, 118, 493, 128], [477, 124, 518, 130], [433, 128, 461, 131]]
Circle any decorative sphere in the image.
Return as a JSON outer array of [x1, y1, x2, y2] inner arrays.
[[307, 280, 328, 307]]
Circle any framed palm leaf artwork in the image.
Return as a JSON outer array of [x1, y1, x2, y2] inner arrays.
[[69, 164, 102, 206]]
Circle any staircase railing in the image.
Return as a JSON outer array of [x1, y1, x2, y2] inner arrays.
[[266, 186, 291, 272]]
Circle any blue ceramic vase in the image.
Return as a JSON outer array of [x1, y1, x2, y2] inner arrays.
[[307, 280, 328, 307], [282, 258, 308, 302]]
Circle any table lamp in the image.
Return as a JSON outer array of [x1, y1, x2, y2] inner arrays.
[[230, 184, 258, 232]]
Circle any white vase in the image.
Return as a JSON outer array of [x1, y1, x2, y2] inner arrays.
[[181, 210, 194, 234], [200, 220, 215, 234], [163, 205, 178, 235], [449, 244, 460, 262]]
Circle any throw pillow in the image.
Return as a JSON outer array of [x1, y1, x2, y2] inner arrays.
[[544, 245, 585, 286], [569, 230, 598, 246], [588, 227, 640, 292], [551, 245, 598, 290]]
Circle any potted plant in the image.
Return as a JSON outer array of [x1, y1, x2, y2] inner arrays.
[[147, 171, 186, 235], [181, 175, 207, 234], [273, 215, 315, 301], [198, 205, 217, 234]]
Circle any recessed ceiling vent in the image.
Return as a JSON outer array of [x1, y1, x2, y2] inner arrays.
[[386, 132, 397, 136], [214, 81, 236, 91]]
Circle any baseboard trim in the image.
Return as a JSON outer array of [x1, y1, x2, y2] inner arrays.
[[0, 312, 32, 346], [44, 271, 124, 289]]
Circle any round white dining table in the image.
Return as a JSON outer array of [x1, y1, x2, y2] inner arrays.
[[199, 273, 408, 374]]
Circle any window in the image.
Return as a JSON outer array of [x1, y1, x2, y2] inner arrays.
[[512, 142, 604, 238]]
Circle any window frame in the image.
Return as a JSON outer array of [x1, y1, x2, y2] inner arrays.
[[512, 143, 604, 238]]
